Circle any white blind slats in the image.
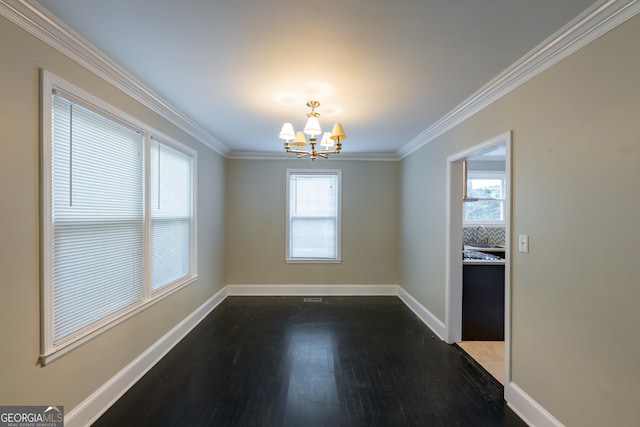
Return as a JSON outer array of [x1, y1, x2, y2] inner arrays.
[[52, 97, 142, 221], [290, 218, 337, 259], [290, 175, 337, 216], [51, 93, 145, 345]]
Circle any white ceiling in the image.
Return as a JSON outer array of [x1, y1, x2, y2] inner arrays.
[[34, 0, 597, 156]]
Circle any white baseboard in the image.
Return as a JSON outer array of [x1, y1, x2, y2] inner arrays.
[[505, 381, 564, 427], [64, 286, 228, 427], [226, 283, 399, 296], [397, 287, 447, 341]]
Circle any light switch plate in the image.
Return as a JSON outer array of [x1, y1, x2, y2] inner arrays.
[[519, 234, 529, 253]]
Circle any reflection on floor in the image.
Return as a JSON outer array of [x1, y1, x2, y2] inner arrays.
[[94, 298, 526, 426], [458, 341, 505, 384]]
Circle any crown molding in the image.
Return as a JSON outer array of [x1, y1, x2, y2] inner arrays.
[[4, 0, 638, 160], [397, 0, 640, 159], [0, 0, 230, 156], [227, 150, 400, 161]]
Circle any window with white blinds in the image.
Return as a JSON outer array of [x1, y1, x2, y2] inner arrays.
[[150, 140, 193, 291], [41, 72, 196, 363], [286, 170, 341, 262]]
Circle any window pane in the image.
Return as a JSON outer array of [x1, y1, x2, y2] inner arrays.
[[150, 140, 193, 290], [465, 200, 503, 221], [467, 178, 503, 199], [290, 175, 337, 216], [51, 94, 144, 344], [290, 218, 337, 258], [52, 96, 143, 220], [150, 218, 190, 289], [52, 222, 144, 342]]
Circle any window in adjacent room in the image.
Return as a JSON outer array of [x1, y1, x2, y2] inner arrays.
[[41, 71, 196, 364], [464, 171, 505, 224], [286, 169, 341, 262]]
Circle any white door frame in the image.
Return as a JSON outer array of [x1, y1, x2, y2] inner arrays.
[[444, 131, 512, 386]]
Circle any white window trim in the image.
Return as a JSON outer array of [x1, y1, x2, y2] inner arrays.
[[285, 169, 342, 263], [463, 170, 506, 225], [40, 70, 198, 365]]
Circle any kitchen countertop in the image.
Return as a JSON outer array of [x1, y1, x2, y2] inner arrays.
[[463, 259, 505, 265], [464, 245, 506, 252], [463, 245, 506, 265]]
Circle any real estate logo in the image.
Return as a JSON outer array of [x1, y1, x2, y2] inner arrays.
[[0, 406, 63, 427]]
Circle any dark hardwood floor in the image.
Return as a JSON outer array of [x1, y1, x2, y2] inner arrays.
[[93, 296, 526, 426]]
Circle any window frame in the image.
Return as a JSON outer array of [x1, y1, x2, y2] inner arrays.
[[463, 170, 506, 225], [285, 169, 342, 263], [40, 70, 198, 365]]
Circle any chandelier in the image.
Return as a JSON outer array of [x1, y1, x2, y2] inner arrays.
[[278, 100, 346, 160]]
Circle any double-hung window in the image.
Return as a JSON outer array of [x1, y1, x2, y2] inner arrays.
[[286, 170, 341, 262], [41, 71, 196, 364], [463, 171, 506, 224]]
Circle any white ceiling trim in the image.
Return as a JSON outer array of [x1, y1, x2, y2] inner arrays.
[[397, 0, 640, 159], [0, 0, 230, 156], [2, 0, 638, 161], [226, 151, 400, 161]]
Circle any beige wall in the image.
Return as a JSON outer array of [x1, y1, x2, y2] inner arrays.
[[226, 159, 398, 285], [3, 5, 640, 425], [399, 15, 640, 426], [0, 16, 226, 409]]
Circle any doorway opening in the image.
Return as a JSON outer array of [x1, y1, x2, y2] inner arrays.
[[445, 131, 512, 387]]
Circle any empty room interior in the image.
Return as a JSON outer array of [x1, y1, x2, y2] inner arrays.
[[1, 1, 639, 426]]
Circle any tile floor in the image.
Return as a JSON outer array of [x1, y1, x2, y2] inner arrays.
[[458, 341, 505, 384]]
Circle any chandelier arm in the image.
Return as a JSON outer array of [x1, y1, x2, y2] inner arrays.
[[289, 149, 309, 155]]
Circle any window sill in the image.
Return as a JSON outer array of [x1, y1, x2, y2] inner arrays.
[[285, 258, 342, 264], [40, 274, 198, 366]]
